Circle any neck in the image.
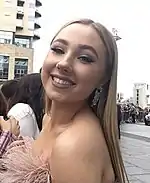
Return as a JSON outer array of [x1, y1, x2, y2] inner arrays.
[[49, 100, 86, 128]]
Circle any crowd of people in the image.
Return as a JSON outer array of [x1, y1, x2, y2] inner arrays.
[[0, 19, 128, 183], [119, 103, 150, 125]]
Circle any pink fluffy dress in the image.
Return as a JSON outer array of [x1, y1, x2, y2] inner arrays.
[[0, 137, 51, 183]]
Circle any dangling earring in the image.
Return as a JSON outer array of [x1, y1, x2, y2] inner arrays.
[[91, 87, 102, 107]]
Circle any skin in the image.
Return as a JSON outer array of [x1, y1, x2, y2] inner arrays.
[[0, 116, 20, 137], [32, 23, 115, 183]]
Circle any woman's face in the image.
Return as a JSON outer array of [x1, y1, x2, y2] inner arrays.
[[41, 23, 106, 103]]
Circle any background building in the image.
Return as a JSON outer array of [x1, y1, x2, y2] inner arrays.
[[133, 83, 150, 109], [0, 0, 42, 84]]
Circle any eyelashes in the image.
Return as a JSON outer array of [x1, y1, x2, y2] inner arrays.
[[50, 46, 95, 63], [78, 55, 94, 63], [50, 47, 64, 54]]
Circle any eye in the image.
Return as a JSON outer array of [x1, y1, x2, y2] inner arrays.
[[51, 47, 64, 54], [78, 55, 94, 63]]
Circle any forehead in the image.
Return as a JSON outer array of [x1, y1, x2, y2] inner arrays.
[[54, 23, 105, 52]]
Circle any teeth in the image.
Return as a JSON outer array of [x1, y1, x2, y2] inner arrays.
[[53, 77, 72, 85]]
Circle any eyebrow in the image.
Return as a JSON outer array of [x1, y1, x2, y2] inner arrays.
[[53, 38, 98, 59]]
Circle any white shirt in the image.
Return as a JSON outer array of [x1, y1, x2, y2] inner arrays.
[[7, 103, 40, 139]]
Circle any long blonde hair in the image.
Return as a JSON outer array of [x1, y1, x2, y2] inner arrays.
[[45, 19, 128, 183]]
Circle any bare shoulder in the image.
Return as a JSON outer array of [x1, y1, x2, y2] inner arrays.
[[66, 112, 106, 146], [54, 111, 108, 160], [50, 111, 114, 183]]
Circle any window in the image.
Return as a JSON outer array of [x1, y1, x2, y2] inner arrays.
[[0, 55, 9, 80], [17, 13, 24, 19], [0, 31, 13, 44], [17, 0, 24, 6], [15, 38, 30, 48], [0, 38, 11, 44], [14, 59, 28, 79]]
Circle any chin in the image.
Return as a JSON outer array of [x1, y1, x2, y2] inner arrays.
[[46, 91, 68, 103]]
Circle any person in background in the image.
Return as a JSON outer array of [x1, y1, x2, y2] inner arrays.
[[1, 79, 19, 103], [117, 104, 122, 139], [130, 105, 136, 123], [145, 109, 150, 126], [6, 73, 44, 139]]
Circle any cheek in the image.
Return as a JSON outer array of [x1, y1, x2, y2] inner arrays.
[[44, 51, 58, 66], [42, 52, 55, 82], [76, 71, 101, 99], [77, 66, 103, 88], [41, 64, 50, 88]]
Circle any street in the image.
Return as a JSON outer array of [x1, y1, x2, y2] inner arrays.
[[121, 124, 150, 183]]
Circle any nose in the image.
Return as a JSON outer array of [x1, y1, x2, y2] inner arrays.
[[56, 55, 73, 74]]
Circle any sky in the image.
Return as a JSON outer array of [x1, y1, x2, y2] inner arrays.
[[33, 0, 150, 99]]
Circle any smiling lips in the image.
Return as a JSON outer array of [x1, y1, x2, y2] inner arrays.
[[51, 75, 75, 88]]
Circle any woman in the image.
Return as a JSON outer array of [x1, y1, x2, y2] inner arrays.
[[6, 73, 44, 138], [117, 104, 122, 139], [0, 19, 128, 183]]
